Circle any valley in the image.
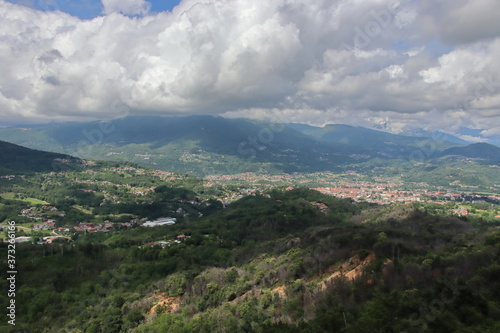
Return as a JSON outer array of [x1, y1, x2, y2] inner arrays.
[[3, 1, 500, 331], [1, 118, 500, 332]]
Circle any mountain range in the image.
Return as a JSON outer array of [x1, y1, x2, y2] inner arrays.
[[0, 115, 498, 176], [2, 119, 500, 333]]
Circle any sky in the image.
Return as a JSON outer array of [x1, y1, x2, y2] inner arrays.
[[1, 0, 500, 142], [4, 0, 181, 19]]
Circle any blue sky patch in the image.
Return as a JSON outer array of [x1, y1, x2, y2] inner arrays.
[[6, 0, 182, 19]]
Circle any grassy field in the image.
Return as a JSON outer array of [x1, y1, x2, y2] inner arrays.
[[0, 192, 50, 205], [95, 213, 136, 222], [72, 205, 93, 214]]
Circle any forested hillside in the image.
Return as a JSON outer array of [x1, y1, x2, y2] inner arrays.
[[1, 187, 500, 332], [0, 140, 80, 174], [2, 0, 500, 332], [1, 143, 499, 332]]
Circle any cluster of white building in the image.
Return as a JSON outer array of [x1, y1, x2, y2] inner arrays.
[[141, 217, 177, 227]]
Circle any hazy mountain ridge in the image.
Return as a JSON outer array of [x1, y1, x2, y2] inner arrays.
[[441, 142, 500, 162], [0, 116, 372, 175], [287, 123, 464, 156], [401, 128, 471, 145], [0, 116, 497, 177]]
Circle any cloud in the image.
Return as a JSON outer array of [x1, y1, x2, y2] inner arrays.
[[456, 135, 489, 143], [0, 0, 499, 139], [418, 0, 500, 45], [42, 75, 62, 85], [37, 49, 63, 63], [101, 0, 150, 16]]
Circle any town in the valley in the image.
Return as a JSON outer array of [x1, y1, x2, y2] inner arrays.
[[2, 166, 500, 246]]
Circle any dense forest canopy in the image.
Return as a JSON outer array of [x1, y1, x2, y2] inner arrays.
[[1, 182, 500, 332]]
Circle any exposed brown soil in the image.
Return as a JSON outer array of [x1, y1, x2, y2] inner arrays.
[[149, 293, 182, 315], [320, 253, 376, 290]]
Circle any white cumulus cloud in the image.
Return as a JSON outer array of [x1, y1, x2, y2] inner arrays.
[[0, 0, 499, 138]]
